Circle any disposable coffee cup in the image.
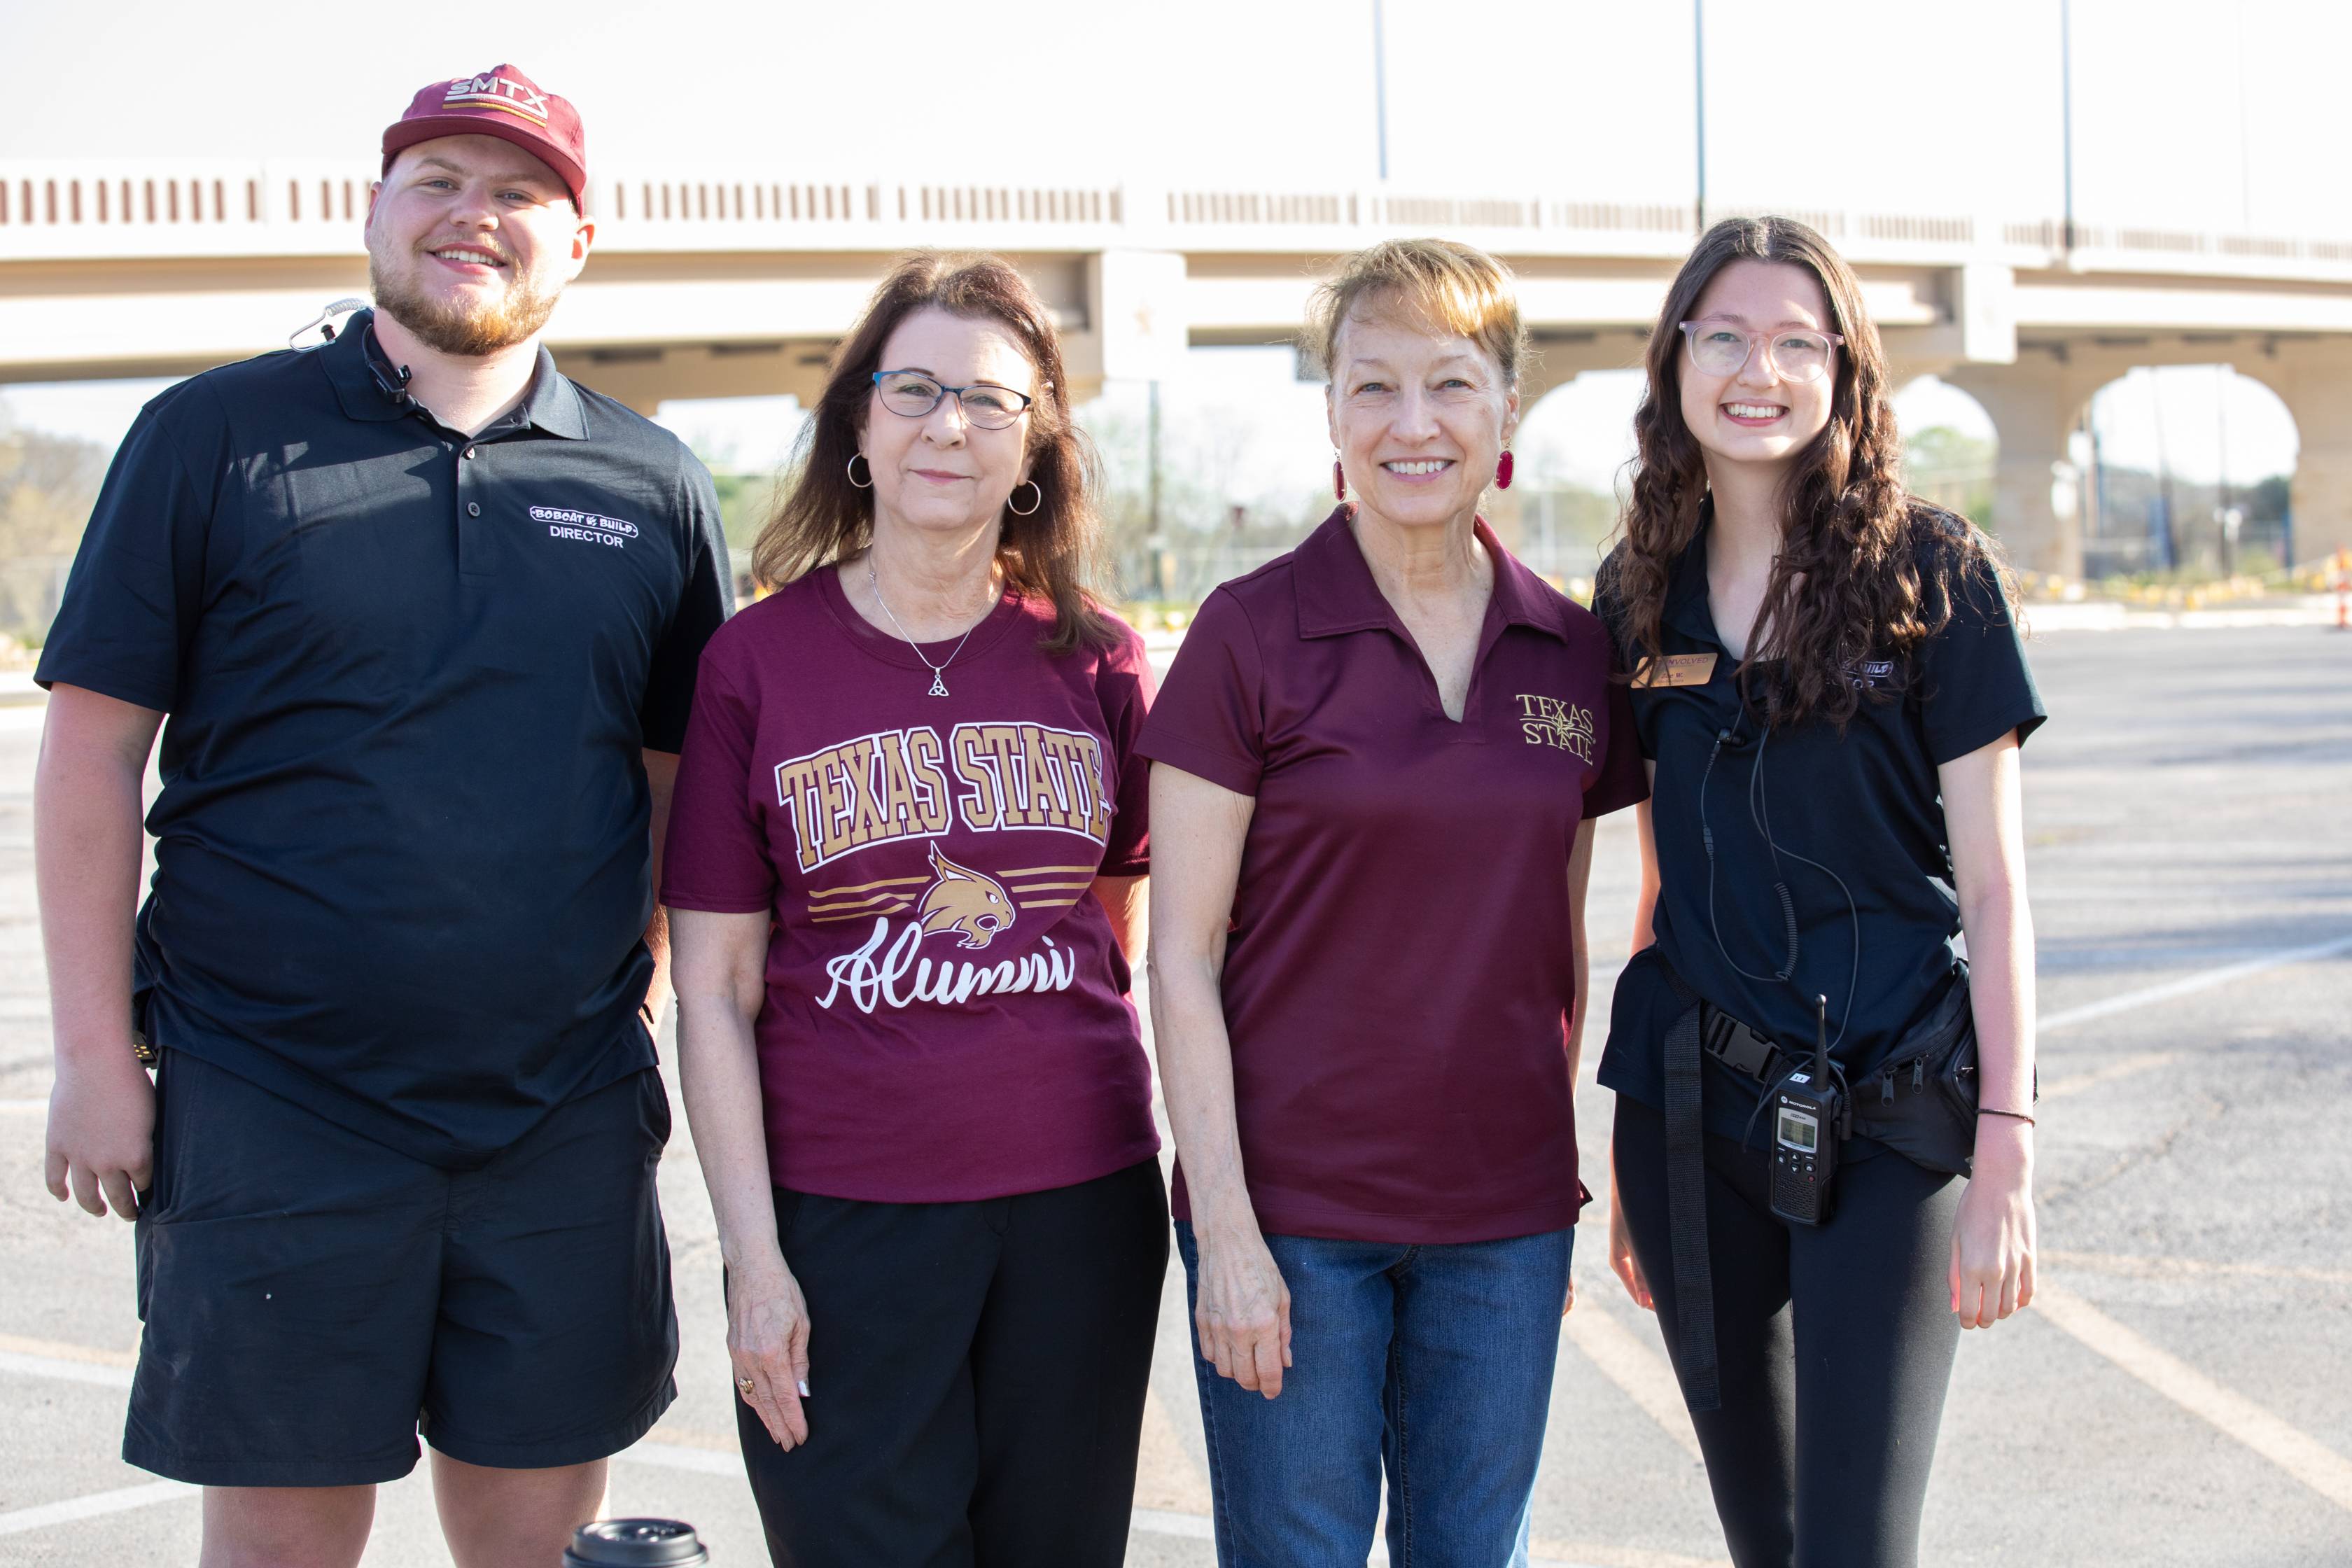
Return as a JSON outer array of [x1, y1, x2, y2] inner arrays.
[[564, 1518, 710, 1567]]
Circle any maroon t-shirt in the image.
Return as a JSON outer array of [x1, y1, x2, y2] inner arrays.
[[660, 568, 1159, 1203], [1138, 508, 1648, 1243]]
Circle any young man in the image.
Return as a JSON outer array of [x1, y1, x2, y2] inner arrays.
[[36, 66, 732, 1568]]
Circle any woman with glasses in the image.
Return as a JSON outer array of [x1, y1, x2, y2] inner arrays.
[[1594, 216, 2044, 1567], [660, 251, 1163, 1567], [1142, 239, 1648, 1566]]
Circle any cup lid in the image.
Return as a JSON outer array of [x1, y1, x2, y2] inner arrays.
[[564, 1519, 708, 1566]]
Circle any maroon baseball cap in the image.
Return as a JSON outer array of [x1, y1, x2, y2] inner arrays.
[[382, 65, 587, 206]]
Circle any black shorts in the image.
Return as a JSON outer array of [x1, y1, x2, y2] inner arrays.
[[126, 1051, 678, 1487]]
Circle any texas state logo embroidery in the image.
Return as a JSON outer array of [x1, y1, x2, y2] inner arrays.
[[916, 845, 1015, 951], [1515, 694, 1596, 762]]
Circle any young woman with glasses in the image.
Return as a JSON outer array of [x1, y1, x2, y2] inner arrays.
[[1593, 216, 2045, 1567], [660, 251, 1164, 1566]]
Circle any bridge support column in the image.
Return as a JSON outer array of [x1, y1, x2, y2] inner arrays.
[[1942, 359, 2089, 580], [2242, 350, 2352, 566]]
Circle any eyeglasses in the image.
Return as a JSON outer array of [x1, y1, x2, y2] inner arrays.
[[871, 370, 1035, 430], [1677, 321, 1845, 384]]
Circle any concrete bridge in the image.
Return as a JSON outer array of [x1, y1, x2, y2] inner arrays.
[[7, 157, 2352, 575]]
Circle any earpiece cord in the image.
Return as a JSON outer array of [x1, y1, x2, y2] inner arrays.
[[1749, 724, 1861, 1055], [1701, 715, 1798, 986]]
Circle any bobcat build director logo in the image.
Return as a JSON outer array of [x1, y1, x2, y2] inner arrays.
[[443, 74, 550, 125], [916, 845, 1015, 950], [1516, 694, 1596, 762], [531, 506, 638, 550]]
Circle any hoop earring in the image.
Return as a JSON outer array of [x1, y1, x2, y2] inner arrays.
[[846, 452, 873, 489], [1332, 454, 1347, 502], [1495, 449, 1515, 490], [1007, 479, 1043, 517]]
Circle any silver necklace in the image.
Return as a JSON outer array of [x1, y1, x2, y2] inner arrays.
[[866, 557, 987, 696]]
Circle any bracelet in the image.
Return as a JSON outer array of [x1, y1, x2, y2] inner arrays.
[[1978, 1107, 2036, 1126]]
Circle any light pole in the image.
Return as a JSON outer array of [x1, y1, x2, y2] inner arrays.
[[1693, 0, 1707, 234], [2059, 0, 2076, 253], [1372, 0, 1390, 182]]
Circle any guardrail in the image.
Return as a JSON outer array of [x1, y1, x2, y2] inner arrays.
[[6, 159, 2352, 279]]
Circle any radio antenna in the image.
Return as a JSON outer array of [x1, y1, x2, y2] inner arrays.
[[1813, 993, 1830, 1079]]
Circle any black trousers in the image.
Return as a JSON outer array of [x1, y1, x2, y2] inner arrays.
[[736, 1158, 1168, 1568], [1612, 1096, 1962, 1568]]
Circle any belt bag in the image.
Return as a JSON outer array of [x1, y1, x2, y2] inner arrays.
[[1848, 966, 1978, 1178]]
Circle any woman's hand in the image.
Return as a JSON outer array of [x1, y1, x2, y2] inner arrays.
[[1607, 1166, 1654, 1312], [1950, 1118, 2037, 1329], [729, 1256, 813, 1449], [1193, 1216, 1292, 1399]]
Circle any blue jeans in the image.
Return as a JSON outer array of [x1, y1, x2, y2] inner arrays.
[[1175, 1221, 1573, 1568]]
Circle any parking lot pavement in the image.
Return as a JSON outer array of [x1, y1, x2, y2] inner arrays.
[[3, 621, 2348, 1565]]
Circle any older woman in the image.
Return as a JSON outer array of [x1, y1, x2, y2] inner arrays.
[[1141, 239, 1649, 1567], [660, 252, 1163, 1567]]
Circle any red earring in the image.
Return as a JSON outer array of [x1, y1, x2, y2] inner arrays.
[[1495, 449, 1515, 490], [1333, 457, 1347, 502]]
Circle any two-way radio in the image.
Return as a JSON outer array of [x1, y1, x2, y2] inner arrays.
[[1770, 994, 1847, 1226]]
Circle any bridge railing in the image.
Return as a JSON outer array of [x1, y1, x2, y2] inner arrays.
[[5, 158, 2351, 281]]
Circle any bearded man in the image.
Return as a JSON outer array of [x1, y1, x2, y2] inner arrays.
[[34, 66, 731, 1567]]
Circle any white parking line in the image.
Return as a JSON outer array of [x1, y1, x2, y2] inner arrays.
[[2044, 1250, 2352, 1288], [630, 1448, 1622, 1566], [2034, 1283, 2352, 1514], [0, 1348, 133, 1389], [0, 1480, 195, 1538], [2039, 932, 2352, 1035], [1563, 1303, 1704, 1464], [617, 1439, 741, 1478], [2038, 1049, 2181, 1100]]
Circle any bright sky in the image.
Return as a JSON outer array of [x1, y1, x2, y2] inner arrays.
[[0, 0, 2330, 489]]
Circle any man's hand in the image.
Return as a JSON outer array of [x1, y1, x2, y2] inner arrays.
[[45, 1046, 156, 1219]]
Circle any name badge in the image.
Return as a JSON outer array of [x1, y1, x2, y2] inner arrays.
[[1633, 652, 1718, 689]]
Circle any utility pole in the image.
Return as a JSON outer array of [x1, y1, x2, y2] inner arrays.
[[1693, 0, 1708, 234], [1147, 380, 1165, 598], [2059, 0, 2077, 254], [2151, 372, 2178, 571], [2214, 365, 2237, 575], [1372, 0, 1390, 182]]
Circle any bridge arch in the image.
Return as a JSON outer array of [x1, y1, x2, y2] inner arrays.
[[2070, 368, 2298, 578], [1947, 347, 2330, 582]]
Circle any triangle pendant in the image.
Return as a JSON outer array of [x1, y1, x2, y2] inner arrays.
[[927, 672, 949, 696]]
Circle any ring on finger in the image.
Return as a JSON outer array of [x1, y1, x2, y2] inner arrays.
[[738, 1376, 757, 1394]]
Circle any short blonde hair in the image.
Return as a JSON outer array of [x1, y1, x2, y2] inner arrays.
[[1308, 238, 1530, 388]]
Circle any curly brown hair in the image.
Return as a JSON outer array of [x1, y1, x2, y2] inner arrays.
[[750, 251, 1119, 654], [1607, 216, 2015, 727]]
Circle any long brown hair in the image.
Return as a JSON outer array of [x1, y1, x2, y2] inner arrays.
[[752, 251, 1119, 654], [1609, 216, 2015, 726]]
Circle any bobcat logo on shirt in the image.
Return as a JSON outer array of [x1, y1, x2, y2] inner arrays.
[[916, 845, 1015, 951], [1516, 694, 1596, 762]]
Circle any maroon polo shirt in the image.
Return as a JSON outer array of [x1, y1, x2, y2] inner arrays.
[[1138, 507, 1648, 1243]]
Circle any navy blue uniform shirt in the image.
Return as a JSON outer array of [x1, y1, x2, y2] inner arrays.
[[1594, 513, 2045, 1148], [36, 312, 733, 1166]]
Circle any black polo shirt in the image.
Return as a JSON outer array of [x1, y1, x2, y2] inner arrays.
[[36, 312, 732, 1167], [1593, 513, 2045, 1148]]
